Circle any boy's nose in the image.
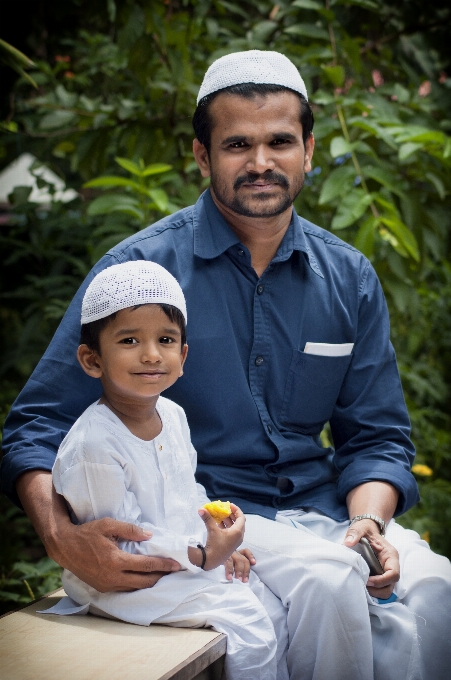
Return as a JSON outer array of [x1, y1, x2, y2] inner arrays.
[[140, 343, 162, 362]]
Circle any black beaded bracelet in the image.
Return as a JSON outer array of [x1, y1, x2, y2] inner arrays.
[[197, 543, 207, 570]]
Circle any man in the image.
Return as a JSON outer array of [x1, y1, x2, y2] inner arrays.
[[2, 51, 450, 679]]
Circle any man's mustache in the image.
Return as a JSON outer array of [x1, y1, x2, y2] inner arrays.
[[233, 172, 290, 191]]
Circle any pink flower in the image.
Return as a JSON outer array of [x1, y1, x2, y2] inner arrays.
[[418, 81, 431, 97], [371, 70, 384, 87]]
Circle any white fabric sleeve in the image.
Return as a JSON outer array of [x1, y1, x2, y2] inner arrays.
[[56, 461, 202, 573]]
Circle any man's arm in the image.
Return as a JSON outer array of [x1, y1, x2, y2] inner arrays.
[[16, 470, 180, 592], [343, 480, 400, 599]]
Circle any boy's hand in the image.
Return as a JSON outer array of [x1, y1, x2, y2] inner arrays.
[[196, 503, 246, 570], [224, 549, 256, 582]]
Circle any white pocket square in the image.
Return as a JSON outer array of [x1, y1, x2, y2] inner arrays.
[[304, 342, 354, 357]]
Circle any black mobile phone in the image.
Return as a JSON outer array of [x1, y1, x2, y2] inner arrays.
[[350, 537, 384, 576]]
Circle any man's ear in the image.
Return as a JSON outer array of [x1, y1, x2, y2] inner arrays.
[[179, 343, 189, 377], [303, 133, 315, 174], [193, 139, 211, 178], [77, 344, 103, 378]]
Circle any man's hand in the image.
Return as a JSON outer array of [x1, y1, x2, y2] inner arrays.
[[16, 470, 180, 592], [224, 549, 256, 582], [52, 517, 181, 592], [344, 519, 400, 599], [345, 481, 400, 599]]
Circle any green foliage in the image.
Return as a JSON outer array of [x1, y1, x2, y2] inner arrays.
[[1, 0, 450, 608], [84, 157, 177, 224], [0, 38, 37, 89]]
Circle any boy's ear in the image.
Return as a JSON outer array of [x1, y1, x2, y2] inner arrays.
[[77, 344, 103, 378], [179, 343, 188, 377]]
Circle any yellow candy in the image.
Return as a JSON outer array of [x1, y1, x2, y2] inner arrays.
[[203, 500, 232, 522]]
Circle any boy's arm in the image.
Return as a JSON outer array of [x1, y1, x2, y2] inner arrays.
[[16, 470, 180, 592], [55, 459, 205, 573]]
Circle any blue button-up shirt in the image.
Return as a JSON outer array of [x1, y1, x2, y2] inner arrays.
[[1, 189, 419, 519]]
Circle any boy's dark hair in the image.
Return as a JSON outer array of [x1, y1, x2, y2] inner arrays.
[[192, 83, 314, 155], [80, 303, 187, 354]]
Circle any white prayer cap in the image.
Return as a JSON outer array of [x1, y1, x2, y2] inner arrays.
[[197, 50, 308, 104], [81, 261, 187, 325]]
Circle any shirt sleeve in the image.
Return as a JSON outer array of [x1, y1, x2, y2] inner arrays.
[[0, 254, 118, 507], [331, 261, 419, 515], [54, 457, 202, 573]]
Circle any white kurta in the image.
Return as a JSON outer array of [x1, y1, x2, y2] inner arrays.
[[43, 398, 288, 680]]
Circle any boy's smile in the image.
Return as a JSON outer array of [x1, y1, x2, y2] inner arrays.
[[78, 304, 188, 407]]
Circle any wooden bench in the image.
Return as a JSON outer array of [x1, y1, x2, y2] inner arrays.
[[0, 589, 226, 680]]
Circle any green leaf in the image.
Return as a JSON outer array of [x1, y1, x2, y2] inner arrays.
[[354, 216, 376, 256], [107, 0, 116, 22], [379, 217, 420, 261], [55, 84, 77, 108], [333, 0, 378, 9], [331, 189, 373, 230], [0, 38, 34, 68], [398, 143, 423, 161], [425, 173, 446, 200], [148, 188, 169, 212], [87, 194, 141, 217], [115, 157, 143, 176], [83, 176, 141, 190], [330, 136, 355, 158], [363, 166, 405, 198], [39, 110, 77, 130], [319, 166, 355, 204], [250, 21, 278, 43], [285, 24, 329, 40], [142, 163, 172, 177], [292, 0, 322, 8], [321, 65, 345, 87]]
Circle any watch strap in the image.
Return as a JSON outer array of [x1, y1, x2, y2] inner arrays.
[[349, 514, 387, 536]]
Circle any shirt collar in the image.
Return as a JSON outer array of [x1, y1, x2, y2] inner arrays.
[[193, 189, 323, 278]]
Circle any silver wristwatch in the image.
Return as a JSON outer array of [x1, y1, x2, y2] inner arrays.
[[349, 514, 387, 536]]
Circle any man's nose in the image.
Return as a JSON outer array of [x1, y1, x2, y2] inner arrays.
[[245, 145, 275, 174]]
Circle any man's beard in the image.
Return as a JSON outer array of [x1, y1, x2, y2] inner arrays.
[[210, 170, 304, 218]]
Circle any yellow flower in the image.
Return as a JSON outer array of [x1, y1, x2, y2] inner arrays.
[[412, 464, 433, 477], [421, 531, 430, 544]]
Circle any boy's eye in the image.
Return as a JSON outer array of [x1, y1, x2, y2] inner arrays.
[[159, 336, 174, 344], [120, 337, 138, 344]]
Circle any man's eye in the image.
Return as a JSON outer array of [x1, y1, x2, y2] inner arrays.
[[120, 337, 137, 344], [272, 138, 290, 145], [229, 141, 247, 149]]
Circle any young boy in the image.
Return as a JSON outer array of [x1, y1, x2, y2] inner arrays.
[[40, 261, 288, 680]]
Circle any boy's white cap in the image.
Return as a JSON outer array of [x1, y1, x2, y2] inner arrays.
[[197, 50, 308, 104], [81, 261, 187, 325]]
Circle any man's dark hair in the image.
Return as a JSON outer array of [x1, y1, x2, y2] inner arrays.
[[80, 303, 187, 354], [192, 83, 314, 154]]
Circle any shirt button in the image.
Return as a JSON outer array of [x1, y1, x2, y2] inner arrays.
[[255, 356, 264, 366], [158, 445, 162, 450], [237, 248, 245, 256], [267, 424, 272, 434], [257, 284, 264, 295]]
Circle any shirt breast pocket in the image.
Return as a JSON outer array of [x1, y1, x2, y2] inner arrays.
[[279, 350, 353, 433]]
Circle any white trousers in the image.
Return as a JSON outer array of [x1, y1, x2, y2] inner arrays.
[[242, 512, 451, 680], [153, 575, 289, 680]]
